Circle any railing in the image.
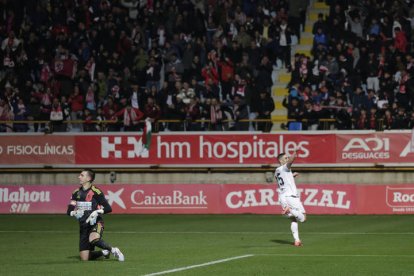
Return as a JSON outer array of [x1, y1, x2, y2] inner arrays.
[[0, 118, 389, 132]]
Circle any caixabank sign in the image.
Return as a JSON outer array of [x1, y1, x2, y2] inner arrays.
[[1, 184, 413, 215]]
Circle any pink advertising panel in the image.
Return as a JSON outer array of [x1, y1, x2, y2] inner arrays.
[[1, 184, 413, 215], [98, 184, 221, 214], [220, 184, 356, 214], [0, 185, 73, 214]]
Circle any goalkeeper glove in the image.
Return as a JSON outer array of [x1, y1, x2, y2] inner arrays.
[[86, 209, 104, 225], [70, 209, 84, 220]]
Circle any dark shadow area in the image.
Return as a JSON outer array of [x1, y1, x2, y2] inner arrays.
[[270, 239, 292, 245]]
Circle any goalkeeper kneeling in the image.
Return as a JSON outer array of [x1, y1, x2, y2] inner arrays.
[[67, 169, 125, 261]]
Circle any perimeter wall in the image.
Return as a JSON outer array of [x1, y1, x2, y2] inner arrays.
[[1, 131, 413, 215]]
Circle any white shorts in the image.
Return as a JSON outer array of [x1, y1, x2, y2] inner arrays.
[[279, 194, 306, 214]]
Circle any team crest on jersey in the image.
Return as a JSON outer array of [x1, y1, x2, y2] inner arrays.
[[86, 190, 94, 202]]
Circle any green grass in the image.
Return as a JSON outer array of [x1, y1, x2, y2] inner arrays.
[[0, 215, 413, 275]]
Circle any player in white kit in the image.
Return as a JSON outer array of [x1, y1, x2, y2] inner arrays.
[[275, 149, 306, 246]]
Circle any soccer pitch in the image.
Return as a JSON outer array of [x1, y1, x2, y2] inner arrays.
[[0, 215, 413, 275]]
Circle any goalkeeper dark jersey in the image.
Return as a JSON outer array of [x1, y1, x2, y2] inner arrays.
[[66, 185, 112, 225]]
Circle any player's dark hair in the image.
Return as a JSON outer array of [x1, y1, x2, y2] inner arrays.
[[277, 153, 286, 161], [83, 169, 95, 182]]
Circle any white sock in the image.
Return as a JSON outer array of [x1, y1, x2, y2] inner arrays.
[[290, 209, 305, 222], [291, 221, 300, 241]]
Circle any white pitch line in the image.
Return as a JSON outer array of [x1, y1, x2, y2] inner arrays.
[[256, 254, 414, 258], [143, 254, 254, 276], [0, 230, 413, 235], [112, 231, 414, 235]]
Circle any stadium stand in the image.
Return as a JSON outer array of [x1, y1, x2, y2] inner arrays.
[[282, 0, 414, 131], [0, 0, 413, 132]]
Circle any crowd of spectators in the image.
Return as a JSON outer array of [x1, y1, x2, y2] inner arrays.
[[284, 0, 414, 130], [3, 0, 411, 133], [0, 0, 311, 133]]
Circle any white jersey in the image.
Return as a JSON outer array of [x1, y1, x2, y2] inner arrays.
[[275, 164, 298, 196]]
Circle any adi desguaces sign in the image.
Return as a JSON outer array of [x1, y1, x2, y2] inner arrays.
[[336, 133, 414, 163]]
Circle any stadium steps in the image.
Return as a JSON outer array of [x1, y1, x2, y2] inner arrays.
[[305, 2, 329, 33], [270, 1, 329, 131], [300, 36, 314, 46], [272, 84, 288, 97], [270, 72, 291, 130], [300, 1, 330, 56], [313, 1, 329, 9]]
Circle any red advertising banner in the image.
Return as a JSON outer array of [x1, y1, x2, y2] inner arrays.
[[0, 135, 75, 165], [221, 184, 357, 214], [99, 184, 221, 214], [0, 131, 413, 167], [336, 132, 414, 163], [1, 184, 413, 215], [74, 133, 335, 165]]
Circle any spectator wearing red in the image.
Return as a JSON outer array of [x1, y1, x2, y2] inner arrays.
[[394, 27, 407, 53], [218, 57, 234, 100], [368, 107, 379, 130], [218, 57, 234, 81], [143, 96, 161, 124], [230, 75, 247, 100], [46, 77, 62, 99], [396, 69, 410, 110], [355, 109, 368, 130], [113, 105, 144, 131], [116, 30, 132, 56], [82, 108, 96, 132], [201, 63, 219, 86], [69, 85, 84, 114], [68, 85, 84, 131], [102, 97, 119, 120], [209, 97, 223, 131]]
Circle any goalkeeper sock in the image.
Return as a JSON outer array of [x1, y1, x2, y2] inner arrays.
[[89, 251, 104, 260], [91, 238, 112, 251]]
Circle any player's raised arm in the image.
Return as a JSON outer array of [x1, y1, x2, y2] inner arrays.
[[286, 149, 298, 170]]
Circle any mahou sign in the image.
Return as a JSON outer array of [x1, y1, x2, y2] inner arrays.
[[1, 184, 413, 215], [1, 131, 414, 167]]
